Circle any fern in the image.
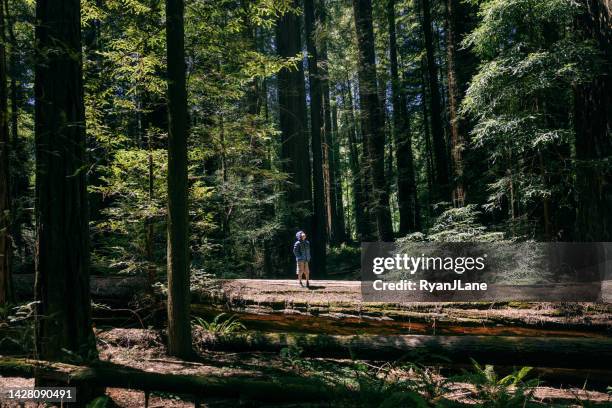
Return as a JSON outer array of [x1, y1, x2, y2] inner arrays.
[[192, 313, 246, 335]]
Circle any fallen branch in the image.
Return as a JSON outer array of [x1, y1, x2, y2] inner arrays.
[[0, 356, 338, 403]]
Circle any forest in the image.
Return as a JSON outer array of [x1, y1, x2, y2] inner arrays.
[[0, 0, 611, 406]]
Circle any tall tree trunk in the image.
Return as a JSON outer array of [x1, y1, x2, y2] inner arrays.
[[421, 58, 435, 212], [248, 26, 275, 277], [445, 0, 465, 207], [343, 81, 369, 241], [420, 0, 450, 202], [5, 0, 27, 262], [574, 0, 612, 241], [34, 0, 97, 362], [0, 0, 12, 305], [146, 131, 155, 293], [304, 0, 326, 276], [319, 0, 345, 245], [387, 0, 419, 234], [352, 0, 394, 241], [330, 100, 347, 241], [276, 1, 312, 245], [165, 0, 193, 359]]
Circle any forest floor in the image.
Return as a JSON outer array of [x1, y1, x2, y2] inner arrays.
[[3, 327, 612, 407], [2, 278, 611, 407]]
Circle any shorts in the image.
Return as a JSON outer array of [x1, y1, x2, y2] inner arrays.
[[296, 261, 310, 279]]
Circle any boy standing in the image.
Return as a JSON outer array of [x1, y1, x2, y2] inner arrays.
[[293, 231, 311, 287]]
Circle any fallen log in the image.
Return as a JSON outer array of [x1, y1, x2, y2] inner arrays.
[[196, 332, 612, 370], [0, 356, 339, 403], [191, 304, 612, 337], [12, 275, 612, 334], [13, 274, 148, 302]]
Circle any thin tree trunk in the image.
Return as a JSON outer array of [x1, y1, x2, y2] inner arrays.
[[0, 0, 12, 305], [538, 151, 552, 240], [304, 0, 326, 276], [5, 0, 26, 260], [250, 27, 274, 277], [420, 57, 434, 212], [387, 0, 419, 234], [165, 0, 193, 359], [319, 0, 344, 245], [146, 131, 155, 293], [508, 167, 516, 239], [34, 0, 97, 365], [445, 0, 465, 207], [420, 0, 450, 202], [343, 81, 369, 241], [330, 101, 347, 241], [352, 0, 394, 241]]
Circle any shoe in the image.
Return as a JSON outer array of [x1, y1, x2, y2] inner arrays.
[[306, 281, 310, 288], [299, 281, 303, 286]]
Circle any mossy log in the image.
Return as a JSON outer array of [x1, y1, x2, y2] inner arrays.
[[0, 356, 338, 402], [197, 332, 612, 370]]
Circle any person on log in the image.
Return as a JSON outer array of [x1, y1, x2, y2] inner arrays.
[[293, 231, 311, 287]]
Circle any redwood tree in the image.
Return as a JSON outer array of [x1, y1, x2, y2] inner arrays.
[[421, 0, 450, 201], [34, 0, 96, 362], [304, 0, 327, 275], [342, 80, 370, 241], [319, 0, 346, 245], [276, 1, 312, 253], [0, 0, 11, 305], [574, 0, 612, 241], [166, 0, 193, 359], [352, 0, 394, 241], [444, 0, 477, 207], [387, 0, 419, 234]]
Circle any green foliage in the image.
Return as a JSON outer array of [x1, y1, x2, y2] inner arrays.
[[192, 313, 246, 335], [460, 360, 539, 407], [0, 302, 37, 354], [280, 345, 310, 370], [461, 0, 604, 240], [80, 0, 290, 279], [401, 205, 505, 242], [326, 244, 362, 277], [85, 396, 112, 408]]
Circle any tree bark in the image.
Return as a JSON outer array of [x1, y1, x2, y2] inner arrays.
[[0, 357, 338, 403], [352, 0, 394, 241], [34, 0, 96, 363], [387, 0, 419, 234], [420, 0, 450, 202], [0, 0, 12, 305], [319, 1, 345, 245], [445, 0, 465, 207], [5, 1, 27, 260], [165, 0, 193, 359], [1, 355, 610, 397], [196, 332, 612, 370], [573, 0, 612, 241], [276, 1, 312, 248], [330, 101, 347, 241], [342, 81, 370, 241], [304, 0, 327, 276], [420, 58, 435, 211]]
